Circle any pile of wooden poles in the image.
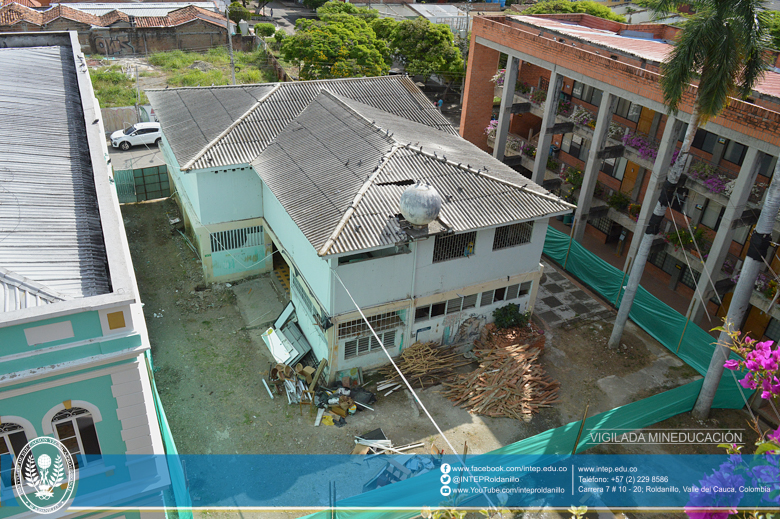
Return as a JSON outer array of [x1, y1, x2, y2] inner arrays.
[[441, 341, 559, 421], [376, 342, 472, 391]]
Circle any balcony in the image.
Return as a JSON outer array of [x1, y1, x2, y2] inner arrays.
[[485, 131, 563, 184], [684, 158, 764, 209]]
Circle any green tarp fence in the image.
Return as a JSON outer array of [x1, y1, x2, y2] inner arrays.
[[543, 225, 747, 409], [145, 350, 193, 519], [298, 225, 754, 519]]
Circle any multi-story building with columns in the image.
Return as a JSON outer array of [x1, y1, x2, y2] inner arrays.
[[461, 13, 780, 341]]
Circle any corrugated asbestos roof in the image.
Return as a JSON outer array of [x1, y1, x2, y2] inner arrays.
[[147, 76, 457, 171], [1, 267, 70, 312], [0, 46, 110, 301], [251, 91, 574, 256]]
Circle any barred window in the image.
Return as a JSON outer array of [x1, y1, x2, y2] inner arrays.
[[765, 318, 780, 342], [493, 222, 533, 250], [433, 232, 477, 263], [210, 225, 262, 253], [593, 216, 613, 235], [338, 312, 404, 339], [291, 275, 325, 340], [679, 266, 700, 289], [344, 330, 396, 359]]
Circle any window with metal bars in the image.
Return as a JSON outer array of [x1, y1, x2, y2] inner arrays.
[[432, 232, 477, 263], [493, 222, 533, 250], [593, 216, 613, 235], [765, 318, 780, 342], [344, 330, 397, 359], [337, 311, 404, 339], [210, 225, 263, 253], [648, 250, 668, 270], [679, 266, 701, 289], [52, 407, 101, 468]]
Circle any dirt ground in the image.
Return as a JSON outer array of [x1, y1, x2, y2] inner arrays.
[[122, 199, 764, 519]]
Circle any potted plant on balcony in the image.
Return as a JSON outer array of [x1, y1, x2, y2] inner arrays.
[[607, 190, 631, 211]]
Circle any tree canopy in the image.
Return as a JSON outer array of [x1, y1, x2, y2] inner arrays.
[[317, 2, 379, 21], [303, 0, 328, 10], [388, 17, 464, 81], [768, 11, 780, 50], [281, 15, 389, 80], [651, 0, 769, 120], [522, 0, 626, 23]]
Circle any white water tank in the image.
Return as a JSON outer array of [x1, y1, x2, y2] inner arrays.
[[399, 181, 442, 227]]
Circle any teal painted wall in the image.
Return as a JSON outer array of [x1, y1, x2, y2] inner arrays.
[[212, 243, 266, 278], [0, 311, 102, 356], [161, 134, 201, 223], [196, 167, 264, 225], [262, 186, 332, 312], [1, 372, 127, 454]]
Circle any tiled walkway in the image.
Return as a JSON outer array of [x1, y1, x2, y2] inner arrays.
[[534, 260, 615, 328]]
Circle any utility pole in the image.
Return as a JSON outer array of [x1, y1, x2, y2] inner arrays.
[[226, 7, 237, 85], [135, 65, 141, 122]]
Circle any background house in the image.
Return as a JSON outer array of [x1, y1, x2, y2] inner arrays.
[[148, 76, 572, 377], [0, 31, 168, 517], [0, 1, 237, 54]]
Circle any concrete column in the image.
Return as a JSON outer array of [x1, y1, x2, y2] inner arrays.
[[493, 57, 520, 162], [572, 93, 618, 243], [623, 117, 685, 272], [688, 147, 761, 322], [460, 40, 500, 151], [530, 68, 563, 185]]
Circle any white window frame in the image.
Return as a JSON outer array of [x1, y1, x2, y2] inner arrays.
[[51, 407, 103, 468], [343, 329, 398, 359]]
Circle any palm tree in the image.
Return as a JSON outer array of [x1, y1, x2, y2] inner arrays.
[[608, 0, 770, 360]]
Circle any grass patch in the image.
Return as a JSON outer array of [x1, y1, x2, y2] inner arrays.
[[91, 66, 147, 107], [150, 48, 278, 86]]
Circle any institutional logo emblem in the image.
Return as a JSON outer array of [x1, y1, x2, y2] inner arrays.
[[13, 437, 76, 514]]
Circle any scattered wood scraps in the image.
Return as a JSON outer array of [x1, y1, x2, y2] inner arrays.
[[376, 342, 473, 389], [440, 328, 559, 421]]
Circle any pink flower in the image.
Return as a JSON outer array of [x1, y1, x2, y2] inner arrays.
[[739, 375, 757, 390], [723, 359, 740, 370], [768, 427, 780, 443]]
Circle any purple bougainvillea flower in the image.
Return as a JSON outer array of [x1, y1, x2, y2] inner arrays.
[[739, 375, 758, 390], [723, 359, 740, 370]]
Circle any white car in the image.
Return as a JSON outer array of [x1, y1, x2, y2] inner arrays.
[[111, 122, 162, 151]]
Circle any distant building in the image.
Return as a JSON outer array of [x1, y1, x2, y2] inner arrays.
[[0, 30, 168, 516], [0, 1, 234, 55], [461, 13, 780, 342], [148, 76, 572, 376]]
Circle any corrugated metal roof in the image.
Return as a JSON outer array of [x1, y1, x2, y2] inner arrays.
[[251, 90, 574, 257], [0, 46, 110, 301], [147, 76, 457, 171]]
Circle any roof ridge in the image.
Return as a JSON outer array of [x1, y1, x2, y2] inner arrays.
[[181, 83, 281, 171], [318, 145, 401, 256], [0, 266, 71, 303], [403, 144, 574, 208]]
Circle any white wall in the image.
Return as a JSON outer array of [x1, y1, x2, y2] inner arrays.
[[332, 220, 547, 315], [196, 167, 264, 226], [262, 187, 332, 311]]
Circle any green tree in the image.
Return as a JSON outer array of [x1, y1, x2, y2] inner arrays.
[[371, 17, 398, 41], [388, 17, 464, 82], [281, 15, 389, 80], [522, 0, 626, 22], [768, 11, 780, 50], [303, 0, 329, 10], [227, 2, 250, 25], [317, 1, 379, 21], [255, 22, 276, 37], [605, 0, 771, 420]]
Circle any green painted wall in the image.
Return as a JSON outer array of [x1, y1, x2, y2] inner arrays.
[[1, 372, 126, 454], [0, 311, 103, 356]]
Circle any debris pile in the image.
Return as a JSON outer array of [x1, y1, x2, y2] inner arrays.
[[441, 325, 559, 421], [375, 342, 472, 390]]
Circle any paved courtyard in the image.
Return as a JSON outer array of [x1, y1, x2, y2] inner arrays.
[[534, 260, 615, 328]]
